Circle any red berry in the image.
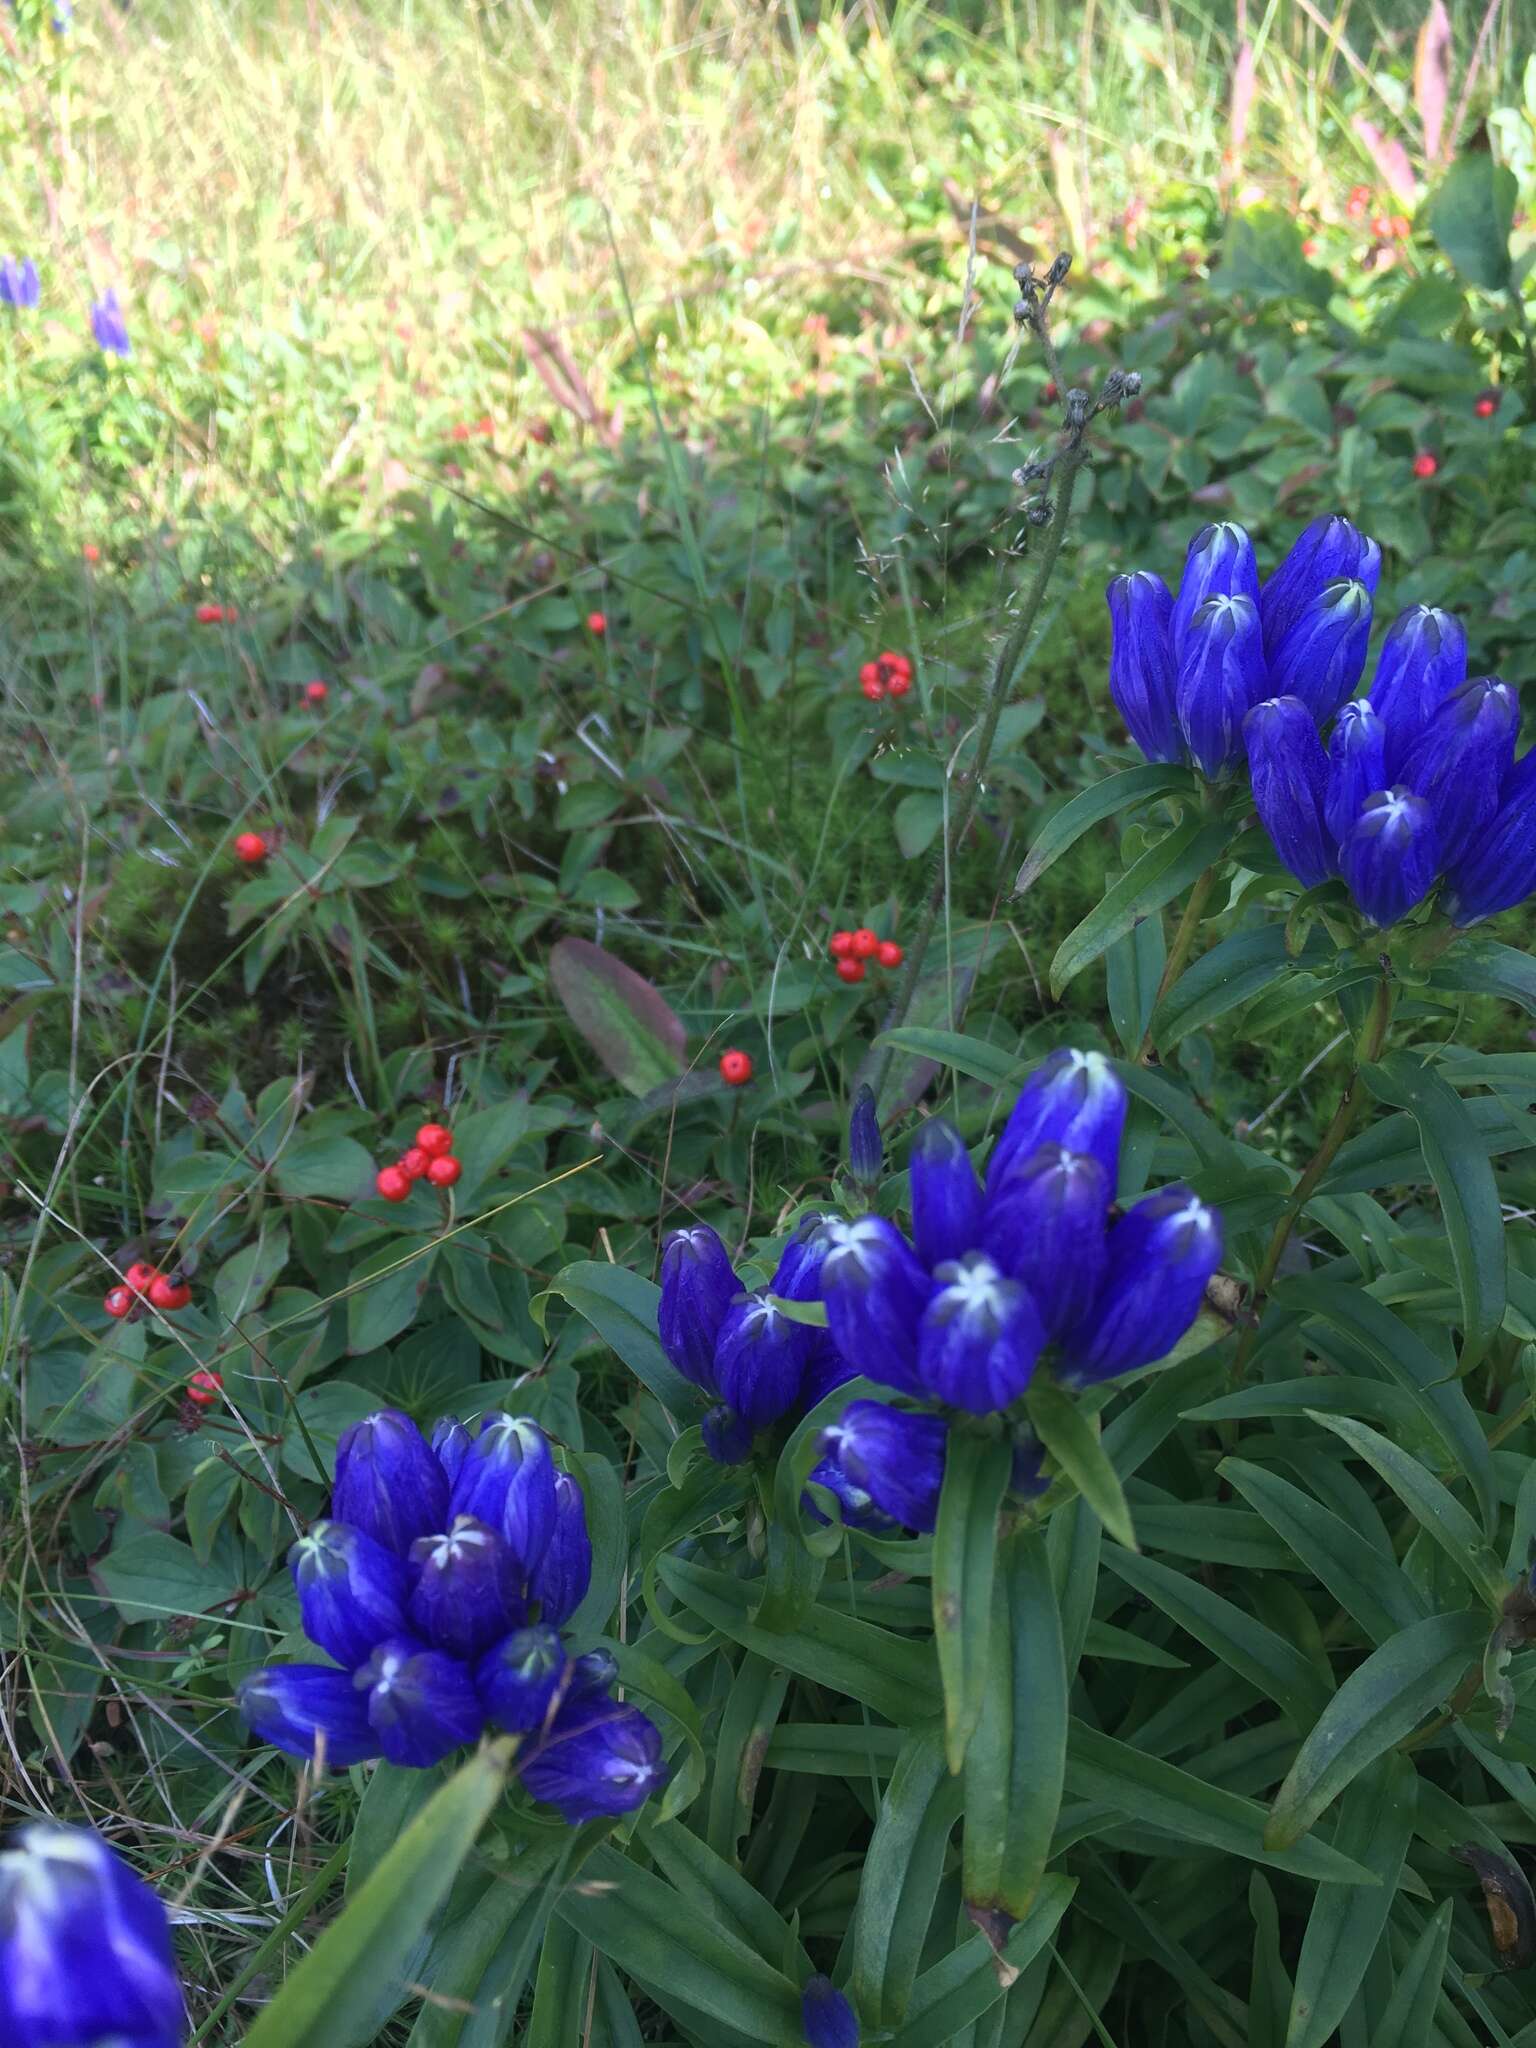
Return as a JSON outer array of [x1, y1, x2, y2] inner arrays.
[[861, 676, 886, 701], [1347, 184, 1371, 218], [876, 940, 904, 968], [124, 1260, 157, 1293], [1412, 451, 1438, 480], [1389, 215, 1411, 241], [859, 661, 881, 687], [83, 542, 101, 564], [195, 602, 224, 624], [304, 679, 328, 705], [850, 928, 879, 959], [880, 651, 913, 681], [400, 1146, 431, 1179], [427, 1154, 462, 1188], [376, 1165, 411, 1202], [719, 1049, 753, 1086], [1301, 237, 1320, 258], [828, 930, 855, 958], [104, 1286, 133, 1318], [149, 1274, 192, 1311], [187, 1368, 223, 1407], [835, 958, 867, 985], [450, 421, 472, 441], [587, 611, 607, 635], [416, 1123, 454, 1156], [475, 415, 494, 438], [887, 672, 911, 698], [1043, 380, 1059, 403], [1370, 214, 1392, 241], [1476, 392, 1499, 418], [234, 832, 268, 865]]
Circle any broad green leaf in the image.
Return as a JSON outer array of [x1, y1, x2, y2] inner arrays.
[[93, 1529, 244, 1625], [1153, 924, 1317, 1051], [1215, 205, 1332, 307], [1015, 764, 1194, 895], [272, 1134, 376, 1201], [1265, 1612, 1486, 1849], [637, 1815, 808, 1981], [547, 936, 686, 1096], [1306, 1411, 1506, 1607], [963, 1529, 1067, 1929], [1027, 1382, 1136, 1549], [407, 1838, 573, 2048], [853, 1727, 965, 2028], [347, 1239, 436, 1353], [1363, 1054, 1506, 1372], [1368, 1901, 1453, 2048], [1430, 940, 1536, 1016], [1065, 1723, 1378, 1884], [932, 1433, 1012, 1771], [1427, 153, 1516, 291], [539, 1261, 707, 1421], [1285, 1756, 1416, 2048], [658, 1555, 941, 1722], [1102, 1544, 1330, 1728], [215, 1224, 290, 1324], [1049, 817, 1235, 998], [243, 1742, 513, 2048]]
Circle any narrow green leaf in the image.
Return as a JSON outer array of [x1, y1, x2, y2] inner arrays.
[[705, 1655, 791, 1864], [1027, 1382, 1136, 1549], [1015, 763, 1193, 895], [1265, 1613, 1486, 1849], [889, 1877, 1076, 2048], [1049, 817, 1235, 998], [873, 1026, 1021, 1092], [243, 1743, 513, 2048], [1368, 1901, 1454, 2048], [933, 1433, 1012, 1771], [1102, 1544, 1330, 1727], [963, 1529, 1067, 1929], [541, 1261, 707, 1421], [1105, 908, 1165, 1056], [1153, 924, 1310, 1051], [1285, 1755, 1416, 2048], [1363, 1053, 1506, 1371], [1430, 939, 1536, 1017], [853, 1727, 965, 2028]]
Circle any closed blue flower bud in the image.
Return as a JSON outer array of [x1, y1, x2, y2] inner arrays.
[[988, 1048, 1126, 1195], [658, 1224, 740, 1394], [1370, 604, 1467, 778], [0, 1824, 185, 2048], [408, 1516, 522, 1660], [803, 1973, 861, 2048], [1266, 577, 1372, 725], [701, 1402, 757, 1464], [1170, 522, 1260, 659], [1060, 1185, 1223, 1384], [918, 1253, 1045, 1413], [528, 1471, 592, 1626], [90, 289, 131, 359], [1340, 789, 1440, 926], [476, 1622, 565, 1733], [817, 1217, 934, 1395], [1175, 593, 1265, 778], [429, 1416, 474, 1485], [1244, 695, 1332, 888], [848, 1085, 883, 1186], [1323, 698, 1387, 850], [566, 1648, 619, 1703], [449, 1414, 557, 1579], [289, 1519, 409, 1668], [819, 1399, 949, 1533], [237, 1664, 382, 1768], [714, 1293, 809, 1430], [1444, 750, 1536, 925], [982, 1143, 1110, 1339], [1260, 514, 1381, 655], [802, 1453, 896, 1531], [357, 1636, 484, 1769], [1106, 571, 1183, 763], [518, 1695, 667, 1823], [1400, 677, 1519, 870], [770, 1212, 832, 1303], [910, 1118, 985, 1269], [332, 1409, 449, 1556], [0, 256, 39, 310]]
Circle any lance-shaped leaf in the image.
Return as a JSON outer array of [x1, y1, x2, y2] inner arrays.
[[548, 936, 686, 1096], [932, 1433, 1012, 1772]]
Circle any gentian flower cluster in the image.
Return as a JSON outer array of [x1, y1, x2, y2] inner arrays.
[[91, 290, 131, 359], [657, 1053, 1223, 1536], [237, 1409, 666, 1825], [1108, 516, 1534, 928], [0, 1823, 184, 2048], [0, 256, 40, 309]]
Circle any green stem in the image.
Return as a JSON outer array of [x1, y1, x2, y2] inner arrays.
[[867, 445, 1088, 1102], [1231, 974, 1395, 1382], [1138, 863, 1216, 1063]]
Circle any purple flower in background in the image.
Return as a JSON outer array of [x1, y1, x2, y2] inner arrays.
[[91, 289, 131, 358], [0, 257, 39, 310]]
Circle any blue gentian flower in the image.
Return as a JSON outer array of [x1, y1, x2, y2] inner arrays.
[[90, 290, 131, 358], [1259, 513, 1380, 653], [1398, 677, 1518, 871], [1369, 604, 1466, 777], [713, 1293, 810, 1429], [1107, 570, 1182, 763], [239, 1410, 663, 1820], [0, 1824, 185, 2048], [918, 1253, 1045, 1413], [909, 1117, 985, 1269], [848, 1084, 883, 1185], [1244, 697, 1332, 889], [982, 1142, 1110, 1339], [0, 257, 39, 310], [1175, 592, 1266, 778], [1059, 1185, 1223, 1384], [819, 1399, 949, 1534], [1323, 699, 1387, 851], [802, 1973, 861, 2048], [701, 1402, 757, 1465], [1340, 789, 1439, 927], [1445, 751, 1536, 925], [818, 1216, 934, 1395], [1266, 578, 1373, 725], [1169, 521, 1260, 654], [288, 1520, 408, 1669], [802, 1452, 896, 1532], [659, 1224, 740, 1392], [988, 1046, 1126, 1192], [516, 1694, 668, 1823]]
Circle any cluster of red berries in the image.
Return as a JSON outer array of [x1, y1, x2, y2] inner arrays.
[[234, 831, 269, 865], [859, 650, 913, 703], [104, 1260, 191, 1319], [195, 602, 239, 625], [828, 927, 903, 985], [375, 1121, 462, 1202], [449, 416, 495, 442], [718, 1049, 753, 1086]]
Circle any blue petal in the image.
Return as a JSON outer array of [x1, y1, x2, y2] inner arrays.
[[1444, 750, 1536, 925], [818, 1400, 949, 1533], [801, 1453, 896, 1532], [713, 1292, 809, 1429], [1244, 696, 1332, 888], [988, 1048, 1126, 1194], [1370, 604, 1468, 778], [1323, 699, 1387, 849], [408, 1516, 524, 1660], [1107, 570, 1183, 763], [1399, 676, 1518, 870], [429, 1416, 474, 1485], [1175, 593, 1266, 779], [528, 1470, 592, 1626], [769, 1212, 833, 1302], [448, 1414, 557, 1579], [1260, 514, 1381, 654], [817, 1217, 934, 1395], [237, 1663, 382, 1768], [1060, 1185, 1223, 1384], [981, 1143, 1110, 1338], [475, 1623, 566, 1733], [803, 1973, 862, 2048], [289, 1519, 409, 1668], [1170, 521, 1260, 661], [517, 1694, 667, 1823], [332, 1409, 449, 1556], [848, 1085, 883, 1184], [1340, 789, 1440, 926], [700, 1402, 757, 1464], [918, 1254, 1045, 1413], [658, 1224, 740, 1394], [358, 1637, 484, 1769], [1266, 577, 1372, 725], [909, 1117, 985, 1269]]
